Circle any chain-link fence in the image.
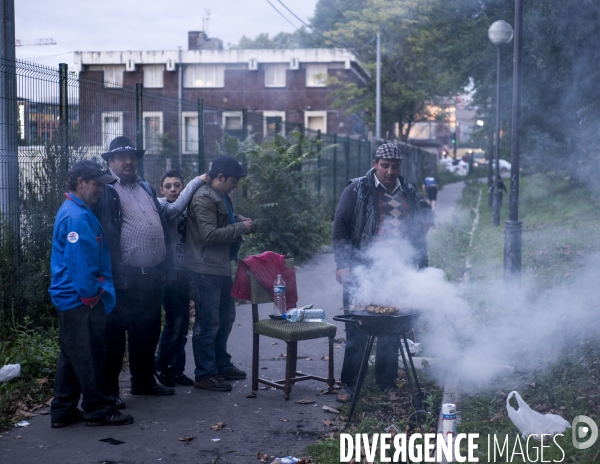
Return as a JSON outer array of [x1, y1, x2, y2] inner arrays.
[[3, 57, 437, 233]]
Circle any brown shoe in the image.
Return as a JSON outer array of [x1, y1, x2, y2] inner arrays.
[[218, 365, 247, 380], [194, 375, 232, 392]]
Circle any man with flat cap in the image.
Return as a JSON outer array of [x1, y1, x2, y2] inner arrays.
[[332, 143, 428, 403], [94, 136, 174, 404], [185, 155, 254, 391], [49, 160, 134, 427]]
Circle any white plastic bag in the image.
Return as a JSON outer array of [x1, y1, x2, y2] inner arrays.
[[506, 391, 570, 438], [0, 364, 21, 382]]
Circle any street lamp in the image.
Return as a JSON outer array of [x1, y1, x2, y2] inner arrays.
[[488, 20, 513, 227]]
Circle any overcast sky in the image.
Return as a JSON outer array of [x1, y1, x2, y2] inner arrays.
[[16, 0, 318, 67]]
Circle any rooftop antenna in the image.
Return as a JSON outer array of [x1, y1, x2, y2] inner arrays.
[[202, 10, 211, 36]]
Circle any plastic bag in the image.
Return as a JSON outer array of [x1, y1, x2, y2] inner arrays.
[[506, 391, 570, 438], [0, 364, 21, 382]]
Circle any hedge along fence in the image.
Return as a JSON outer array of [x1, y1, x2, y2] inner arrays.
[[0, 57, 435, 331]]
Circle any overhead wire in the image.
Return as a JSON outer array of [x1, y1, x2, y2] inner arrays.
[[264, 0, 376, 52]]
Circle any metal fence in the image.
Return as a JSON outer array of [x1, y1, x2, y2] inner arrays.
[[2, 57, 436, 233]]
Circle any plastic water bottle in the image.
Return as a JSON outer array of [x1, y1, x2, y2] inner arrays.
[[273, 274, 286, 316], [282, 308, 326, 322]]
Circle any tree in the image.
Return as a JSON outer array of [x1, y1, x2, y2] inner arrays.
[[315, 0, 459, 141]]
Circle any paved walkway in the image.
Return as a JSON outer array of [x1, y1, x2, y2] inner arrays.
[[0, 182, 466, 464]]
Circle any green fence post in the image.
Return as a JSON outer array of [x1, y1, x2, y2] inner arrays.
[[345, 136, 350, 182], [198, 98, 204, 174], [332, 133, 338, 214], [59, 63, 69, 170], [316, 129, 322, 195], [136, 83, 144, 177], [242, 107, 248, 141]]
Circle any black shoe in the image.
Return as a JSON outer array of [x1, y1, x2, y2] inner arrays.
[[155, 370, 176, 388], [85, 410, 134, 427], [194, 375, 232, 392], [174, 373, 194, 386], [130, 384, 175, 396], [218, 365, 247, 380], [113, 397, 126, 410], [51, 409, 84, 428]]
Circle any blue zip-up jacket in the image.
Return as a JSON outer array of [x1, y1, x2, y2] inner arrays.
[[49, 193, 116, 313]]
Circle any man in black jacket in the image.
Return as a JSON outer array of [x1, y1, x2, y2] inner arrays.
[[332, 143, 428, 403], [94, 136, 175, 407]]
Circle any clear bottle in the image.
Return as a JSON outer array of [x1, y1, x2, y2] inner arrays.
[[282, 308, 326, 323], [273, 274, 286, 316]]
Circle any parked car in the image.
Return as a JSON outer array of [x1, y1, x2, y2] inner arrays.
[[440, 158, 469, 176], [491, 159, 511, 172]]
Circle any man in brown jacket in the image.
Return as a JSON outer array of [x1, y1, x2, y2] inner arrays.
[[185, 155, 254, 391]]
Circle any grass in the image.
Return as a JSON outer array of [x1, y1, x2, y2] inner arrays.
[[448, 174, 600, 463]]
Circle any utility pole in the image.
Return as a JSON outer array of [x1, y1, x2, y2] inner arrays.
[[0, 0, 19, 243], [375, 33, 381, 142]]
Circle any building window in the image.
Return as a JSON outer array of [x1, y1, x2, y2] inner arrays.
[[222, 112, 243, 139], [182, 112, 198, 153], [102, 112, 123, 150], [183, 64, 225, 88], [103, 65, 125, 88], [143, 111, 163, 153], [304, 111, 327, 133], [143, 65, 165, 88], [305, 64, 328, 87], [263, 111, 285, 136], [264, 64, 287, 88]]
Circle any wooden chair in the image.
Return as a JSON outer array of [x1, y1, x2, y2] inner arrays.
[[248, 258, 337, 400]]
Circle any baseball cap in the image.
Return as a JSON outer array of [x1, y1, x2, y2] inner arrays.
[[68, 160, 116, 185]]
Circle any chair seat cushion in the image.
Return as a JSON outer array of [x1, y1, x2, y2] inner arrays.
[[253, 319, 337, 342]]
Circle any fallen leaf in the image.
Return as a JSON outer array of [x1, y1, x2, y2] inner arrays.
[[280, 353, 287, 358], [334, 337, 345, 343], [36, 378, 49, 385], [210, 421, 226, 431], [271, 342, 278, 345], [257, 451, 269, 462], [14, 435, 22, 439], [319, 386, 340, 395], [178, 436, 194, 442], [246, 392, 257, 398], [490, 413, 504, 422], [16, 410, 36, 419], [321, 356, 329, 361], [322, 405, 340, 414], [333, 344, 342, 349], [322, 419, 335, 426], [295, 397, 315, 405], [280, 419, 289, 422], [39, 410, 49, 415], [45, 398, 53, 407], [339, 415, 347, 421]]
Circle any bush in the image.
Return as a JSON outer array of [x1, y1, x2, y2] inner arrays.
[[218, 133, 330, 263]]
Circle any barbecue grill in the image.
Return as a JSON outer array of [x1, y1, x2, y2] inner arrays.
[[333, 308, 427, 424]]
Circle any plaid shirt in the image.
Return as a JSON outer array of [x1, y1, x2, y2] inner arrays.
[[110, 171, 166, 268]]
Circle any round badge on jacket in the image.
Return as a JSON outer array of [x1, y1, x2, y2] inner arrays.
[[67, 231, 79, 243]]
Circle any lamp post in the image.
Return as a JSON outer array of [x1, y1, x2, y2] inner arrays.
[[505, 0, 524, 284], [488, 20, 513, 227]]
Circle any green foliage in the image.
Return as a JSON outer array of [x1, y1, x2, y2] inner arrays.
[[232, 31, 314, 49], [217, 133, 330, 264], [0, 317, 59, 430]]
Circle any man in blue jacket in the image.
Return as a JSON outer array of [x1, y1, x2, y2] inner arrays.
[[49, 160, 133, 427]]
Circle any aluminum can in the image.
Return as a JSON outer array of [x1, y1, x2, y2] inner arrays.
[[442, 403, 457, 438]]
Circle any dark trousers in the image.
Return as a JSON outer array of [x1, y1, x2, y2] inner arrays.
[[340, 284, 398, 390], [105, 268, 162, 395], [51, 303, 114, 422], [189, 272, 235, 379], [155, 275, 191, 375]]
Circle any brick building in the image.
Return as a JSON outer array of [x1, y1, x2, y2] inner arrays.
[[74, 31, 369, 159]]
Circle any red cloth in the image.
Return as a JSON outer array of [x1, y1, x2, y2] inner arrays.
[[231, 251, 298, 310]]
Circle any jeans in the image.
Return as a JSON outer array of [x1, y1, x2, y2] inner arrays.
[[105, 268, 162, 395], [51, 303, 114, 422], [155, 275, 191, 375], [340, 284, 398, 390], [189, 272, 235, 379]]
